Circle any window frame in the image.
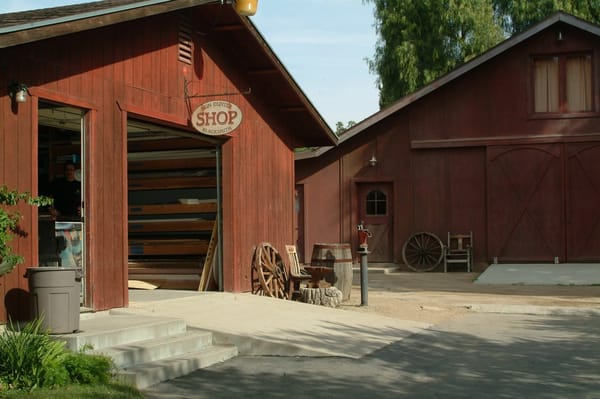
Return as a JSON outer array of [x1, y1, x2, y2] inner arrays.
[[365, 189, 388, 217], [530, 51, 597, 119]]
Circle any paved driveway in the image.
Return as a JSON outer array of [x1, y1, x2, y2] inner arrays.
[[142, 272, 600, 398], [143, 312, 600, 398]]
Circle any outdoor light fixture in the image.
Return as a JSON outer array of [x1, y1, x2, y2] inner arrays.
[[233, 0, 258, 16], [8, 81, 29, 104], [369, 155, 378, 167]]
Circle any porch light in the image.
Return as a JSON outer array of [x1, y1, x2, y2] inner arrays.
[[8, 81, 29, 104], [234, 0, 258, 16], [369, 155, 378, 167]]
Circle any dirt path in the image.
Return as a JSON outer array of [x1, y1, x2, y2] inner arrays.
[[339, 272, 600, 324]]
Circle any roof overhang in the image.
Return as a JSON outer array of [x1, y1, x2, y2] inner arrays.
[[295, 11, 600, 159], [0, 0, 337, 147]]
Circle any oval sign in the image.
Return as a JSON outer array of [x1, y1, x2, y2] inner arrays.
[[191, 101, 243, 136]]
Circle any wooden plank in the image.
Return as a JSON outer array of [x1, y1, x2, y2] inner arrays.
[[128, 239, 208, 256], [128, 137, 214, 152], [128, 157, 216, 172], [128, 267, 202, 275], [199, 222, 218, 291], [128, 219, 214, 233], [128, 280, 158, 290], [128, 176, 217, 190], [128, 202, 217, 215], [128, 260, 201, 268], [127, 275, 199, 290]]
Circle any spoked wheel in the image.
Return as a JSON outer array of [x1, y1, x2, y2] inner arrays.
[[251, 243, 289, 299], [402, 232, 444, 272]]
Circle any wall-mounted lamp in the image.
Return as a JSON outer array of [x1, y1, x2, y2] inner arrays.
[[8, 81, 29, 104], [369, 155, 378, 167], [557, 30, 563, 41], [233, 0, 258, 16]]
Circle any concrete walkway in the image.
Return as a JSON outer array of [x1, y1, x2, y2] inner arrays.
[[120, 290, 431, 359], [82, 266, 600, 361], [475, 263, 600, 285]]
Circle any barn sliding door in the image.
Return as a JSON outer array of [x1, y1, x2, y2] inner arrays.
[[487, 144, 564, 262], [566, 143, 600, 261]]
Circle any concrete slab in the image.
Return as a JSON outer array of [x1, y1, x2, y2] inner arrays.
[[123, 290, 431, 359], [475, 263, 600, 285]]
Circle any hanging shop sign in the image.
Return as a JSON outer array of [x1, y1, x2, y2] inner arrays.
[[191, 100, 243, 136]]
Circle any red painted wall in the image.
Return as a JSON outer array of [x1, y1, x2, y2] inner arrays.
[[0, 9, 298, 320], [298, 22, 600, 270]]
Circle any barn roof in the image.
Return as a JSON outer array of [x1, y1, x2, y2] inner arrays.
[[0, 0, 337, 146], [296, 11, 600, 160]]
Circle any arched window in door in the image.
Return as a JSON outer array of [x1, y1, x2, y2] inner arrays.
[[366, 190, 387, 216]]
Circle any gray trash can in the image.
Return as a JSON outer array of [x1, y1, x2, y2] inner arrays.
[[25, 267, 82, 334]]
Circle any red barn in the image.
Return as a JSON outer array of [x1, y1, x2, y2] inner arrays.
[[0, 0, 335, 322], [296, 12, 600, 272]]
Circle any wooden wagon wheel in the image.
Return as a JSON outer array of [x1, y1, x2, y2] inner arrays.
[[402, 232, 444, 272], [251, 243, 289, 299]]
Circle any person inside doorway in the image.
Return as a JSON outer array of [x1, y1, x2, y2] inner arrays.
[[49, 162, 81, 221]]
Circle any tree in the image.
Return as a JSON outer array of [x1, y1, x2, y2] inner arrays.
[[366, 0, 504, 108], [366, 0, 600, 108], [335, 120, 357, 135], [494, 0, 600, 34], [0, 186, 52, 276]]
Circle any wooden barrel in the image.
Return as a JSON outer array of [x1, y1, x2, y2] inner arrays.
[[311, 243, 353, 301]]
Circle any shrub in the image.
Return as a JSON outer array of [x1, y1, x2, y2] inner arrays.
[[0, 319, 69, 390], [63, 351, 114, 385]]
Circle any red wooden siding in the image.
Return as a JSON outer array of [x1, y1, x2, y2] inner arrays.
[[307, 161, 342, 249], [487, 145, 564, 262], [0, 93, 36, 322], [222, 114, 295, 292], [297, 19, 600, 271], [566, 143, 600, 261], [1, 7, 306, 321]]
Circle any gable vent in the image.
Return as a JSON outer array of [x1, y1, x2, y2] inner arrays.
[[178, 16, 193, 65]]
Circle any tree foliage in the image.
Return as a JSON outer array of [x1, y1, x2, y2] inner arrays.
[[366, 0, 600, 108], [335, 120, 357, 135], [495, 0, 600, 34], [0, 186, 52, 275]]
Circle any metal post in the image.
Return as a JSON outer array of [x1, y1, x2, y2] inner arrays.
[[358, 246, 368, 306]]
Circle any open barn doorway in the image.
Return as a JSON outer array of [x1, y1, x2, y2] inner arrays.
[[37, 101, 87, 306], [126, 119, 222, 290]]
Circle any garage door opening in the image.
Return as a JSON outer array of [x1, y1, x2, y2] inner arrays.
[[126, 119, 221, 290]]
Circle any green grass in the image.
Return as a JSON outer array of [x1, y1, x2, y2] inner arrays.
[[0, 319, 144, 398], [0, 382, 144, 398]]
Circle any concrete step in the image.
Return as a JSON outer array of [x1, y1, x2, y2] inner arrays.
[[93, 330, 214, 369], [116, 344, 238, 389], [54, 312, 239, 389], [58, 313, 187, 351]]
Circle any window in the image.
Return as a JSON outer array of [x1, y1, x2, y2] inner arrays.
[[533, 54, 592, 114], [366, 190, 387, 216]]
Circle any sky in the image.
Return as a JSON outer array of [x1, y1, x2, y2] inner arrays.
[[1, 0, 380, 129]]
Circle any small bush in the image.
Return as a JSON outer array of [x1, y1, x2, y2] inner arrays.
[[0, 319, 118, 394], [63, 351, 114, 385], [0, 319, 69, 390]]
